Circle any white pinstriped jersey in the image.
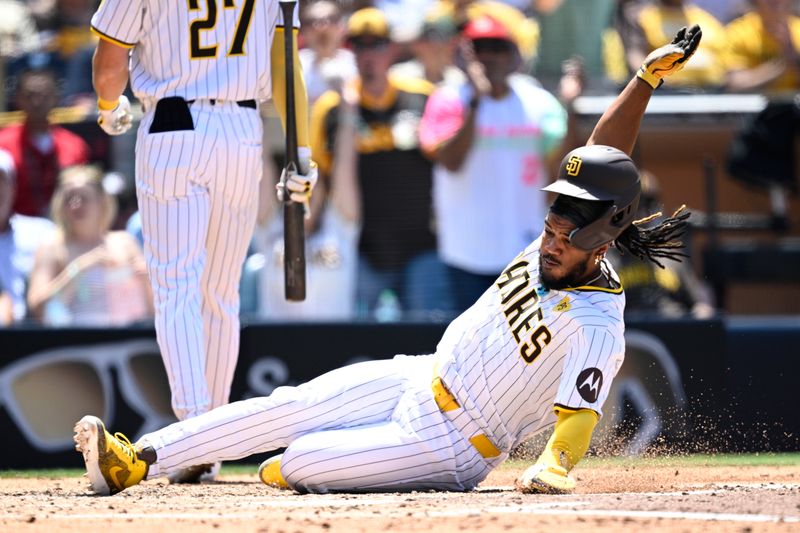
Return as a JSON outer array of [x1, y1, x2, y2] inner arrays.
[[436, 236, 626, 455], [91, 0, 300, 101]]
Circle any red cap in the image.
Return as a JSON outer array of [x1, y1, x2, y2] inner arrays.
[[462, 15, 513, 42]]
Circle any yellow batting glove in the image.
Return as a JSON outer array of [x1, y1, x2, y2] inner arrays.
[[637, 24, 703, 89], [515, 462, 576, 494]]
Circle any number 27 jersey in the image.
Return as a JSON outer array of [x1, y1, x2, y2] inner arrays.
[[435, 237, 626, 454], [91, 0, 300, 102]]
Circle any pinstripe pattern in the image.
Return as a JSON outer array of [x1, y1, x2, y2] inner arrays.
[[92, 0, 299, 422], [436, 236, 626, 453], [135, 101, 262, 419], [141, 355, 492, 491], [92, 0, 300, 102], [135, 237, 623, 492]]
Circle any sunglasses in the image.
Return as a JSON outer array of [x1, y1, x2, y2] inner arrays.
[[472, 38, 513, 54], [0, 339, 175, 451], [303, 14, 341, 27]]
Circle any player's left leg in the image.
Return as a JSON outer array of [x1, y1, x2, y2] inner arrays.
[[200, 105, 262, 411], [277, 387, 493, 493]]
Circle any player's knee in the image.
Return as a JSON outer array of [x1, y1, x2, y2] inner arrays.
[[281, 438, 331, 494]]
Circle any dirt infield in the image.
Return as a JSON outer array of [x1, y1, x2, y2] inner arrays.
[[1, 464, 798, 532]]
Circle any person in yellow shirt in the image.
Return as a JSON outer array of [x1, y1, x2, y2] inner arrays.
[[724, 0, 800, 92], [622, 0, 726, 88]]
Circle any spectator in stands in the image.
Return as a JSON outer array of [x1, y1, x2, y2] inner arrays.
[[0, 0, 40, 60], [607, 171, 715, 319], [418, 15, 569, 311], [390, 12, 466, 86], [532, 0, 618, 89], [49, 0, 96, 57], [27, 165, 152, 326], [428, 0, 539, 66], [300, 0, 358, 106], [619, 0, 727, 89], [54, 0, 99, 105], [311, 7, 450, 319], [724, 0, 800, 93], [374, 0, 438, 42], [0, 68, 89, 217], [0, 148, 55, 323], [5, 0, 98, 108], [249, 81, 361, 321]]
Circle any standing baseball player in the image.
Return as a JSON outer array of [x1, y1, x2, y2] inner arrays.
[[74, 25, 701, 496], [89, 0, 318, 482]]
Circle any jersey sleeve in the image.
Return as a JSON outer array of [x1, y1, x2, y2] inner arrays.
[[418, 85, 467, 154], [554, 325, 624, 417], [91, 0, 146, 48]]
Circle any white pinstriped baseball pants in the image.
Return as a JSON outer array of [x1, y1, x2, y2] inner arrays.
[[139, 355, 496, 492], [135, 100, 262, 421]]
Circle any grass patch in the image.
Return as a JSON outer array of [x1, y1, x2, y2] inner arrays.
[[503, 452, 800, 470], [3, 453, 798, 480], [0, 469, 85, 479]]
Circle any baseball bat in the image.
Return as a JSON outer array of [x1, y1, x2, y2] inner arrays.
[[279, 0, 306, 301]]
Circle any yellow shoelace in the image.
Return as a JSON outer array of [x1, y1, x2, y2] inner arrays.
[[112, 432, 139, 463]]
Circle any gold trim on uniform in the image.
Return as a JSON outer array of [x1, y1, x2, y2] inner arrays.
[[468, 435, 501, 458], [431, 373, 501, 459], [564, 285, 623, 295], [90, 27, 135, 49], [553, 403, 600, 420]]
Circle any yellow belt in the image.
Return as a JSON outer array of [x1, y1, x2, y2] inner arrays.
[[432, 376, 501, 459]]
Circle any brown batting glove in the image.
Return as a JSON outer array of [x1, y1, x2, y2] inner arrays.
[[637, 24, 703, 89]]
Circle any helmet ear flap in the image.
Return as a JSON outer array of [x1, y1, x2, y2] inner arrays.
[[615, 193, 640, 224], [567, 190, 641, 251], [568, 205, 618, 251]]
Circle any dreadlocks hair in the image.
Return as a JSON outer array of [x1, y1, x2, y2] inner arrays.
[[614, 205, 691, 269]]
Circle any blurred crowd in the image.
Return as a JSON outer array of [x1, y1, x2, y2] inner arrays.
[[2, 0, 799, 326]]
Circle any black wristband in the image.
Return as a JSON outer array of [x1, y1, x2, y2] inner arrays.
[[469, 96, 480, 110]]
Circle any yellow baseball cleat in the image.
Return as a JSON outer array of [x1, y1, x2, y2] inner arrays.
[[258, 454, 289, 489], [73, 415, 148, 495]]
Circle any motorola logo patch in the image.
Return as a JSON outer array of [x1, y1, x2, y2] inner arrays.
[[576, 367, 603, 403]]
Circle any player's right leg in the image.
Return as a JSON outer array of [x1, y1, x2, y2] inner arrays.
[[135, 109, 217, 421], [274, 385, 493, 493], [73, 356, 434, 494], [73, 415, 149, 495]]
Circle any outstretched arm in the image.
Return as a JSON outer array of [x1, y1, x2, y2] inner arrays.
[[588, 25, 703, 156]]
